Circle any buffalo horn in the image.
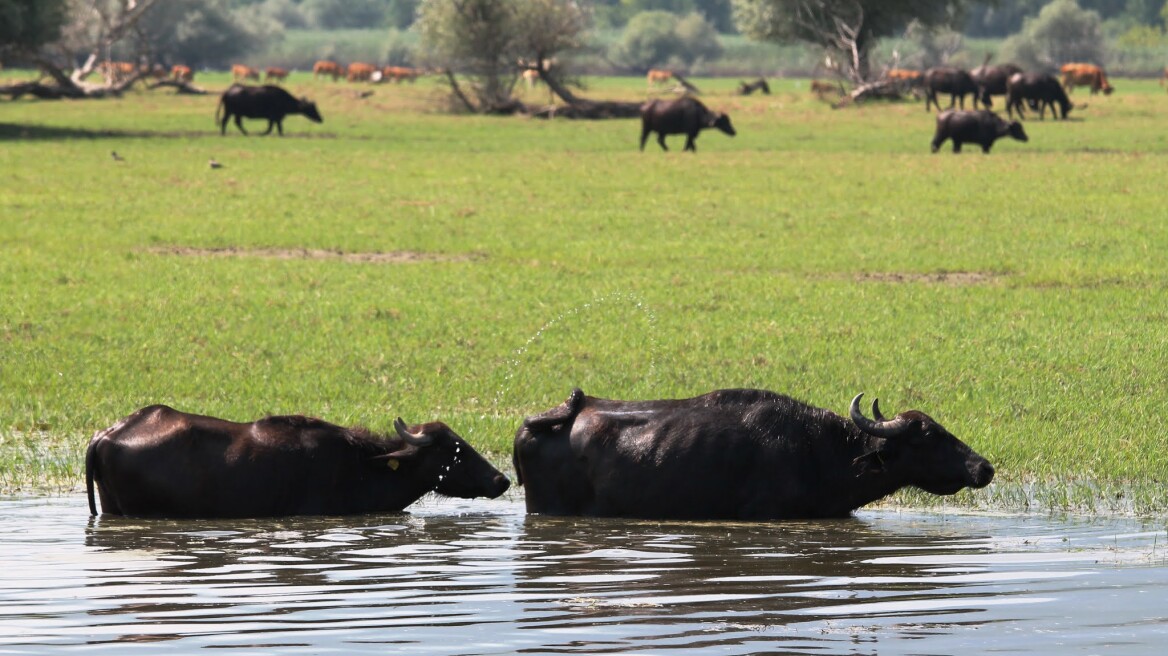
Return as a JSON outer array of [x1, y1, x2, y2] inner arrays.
[[394, 417, 434, 447], [850, 393, 911, 439]]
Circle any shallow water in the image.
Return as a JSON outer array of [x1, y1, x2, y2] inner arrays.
[[1, 496, 1166, 655]]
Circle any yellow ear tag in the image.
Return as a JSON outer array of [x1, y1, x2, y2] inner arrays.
[[387, 459, 400, 471]]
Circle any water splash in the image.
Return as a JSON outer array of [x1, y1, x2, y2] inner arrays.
[[492, 291, 660, 414]]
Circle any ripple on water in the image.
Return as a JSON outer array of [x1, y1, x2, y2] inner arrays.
[[0, 497, 1165, 654]]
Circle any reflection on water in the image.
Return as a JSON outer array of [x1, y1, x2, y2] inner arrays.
[[0, 496, 1166, 654]]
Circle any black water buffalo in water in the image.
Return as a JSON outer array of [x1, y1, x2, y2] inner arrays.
[[923, 67, 979, 112], [970, 63, 1023, 108], [931, 110, 1028, 153], [1006, 72, 1073, 120], [86, 405, 509, 518], [512, 389, 994, 520], [216, 84, 323, 136], [639, 97, 736, 152]]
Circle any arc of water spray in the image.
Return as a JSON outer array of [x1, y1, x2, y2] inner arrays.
[[492, 291, 661, 414]]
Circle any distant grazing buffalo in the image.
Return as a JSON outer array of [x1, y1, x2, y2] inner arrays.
[[737, 78, 771, 95], [639, 96, 736, 152], [86, 405, 510, 518], [513, 388, 994, 520], [1006, 72, 1073, 120], [216, 84, 323, 136], [970, 63, 1023, 108], [924, 67, 979, 112], [931, 110, 1028, 153]]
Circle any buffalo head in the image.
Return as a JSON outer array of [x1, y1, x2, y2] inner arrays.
[[299, 97, 324, 123], [391, 418, 510, 499], [850, 394, 994, 495], [1007, 120, 1028, 142], [710, 113, 736, 137]]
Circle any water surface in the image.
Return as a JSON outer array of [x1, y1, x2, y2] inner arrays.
[[1, 496, 1165, 654]]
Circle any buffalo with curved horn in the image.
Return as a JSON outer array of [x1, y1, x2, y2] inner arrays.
[[514, 388, 994, 519], [86, 405, 509, 518]]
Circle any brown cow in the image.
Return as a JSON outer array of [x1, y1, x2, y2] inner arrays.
[[98, 61, 137, 84], [383, 66, 420, 83], [86, 405, 510, 518], [1060, 63, 1113, 95], [313, 60, 342, 81], [232, 64, 260, 81], [810, 79, 842, 96], [347, 62, 376, 82], [170, 65, 194, 83], [646, 69, 672, 88], [264, 67, 289, 82]]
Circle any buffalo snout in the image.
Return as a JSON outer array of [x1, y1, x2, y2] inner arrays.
[[301, 100, 324, 123], [714, 114, 736, 136], [971, 458, 995, 488], [1008, 121, 1028, 141]]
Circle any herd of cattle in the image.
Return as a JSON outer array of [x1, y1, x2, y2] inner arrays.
[[91, 56, 1118, 154], [97, 59, 426, 86], [905, 61, 1113, 153], [86, 389, 994, 520]]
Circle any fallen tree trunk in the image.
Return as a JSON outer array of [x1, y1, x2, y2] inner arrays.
[[146, 80, 209, 95], [525, 67, 642, 120], [832, 79, 909, 109], [1, 62, 148, 101]]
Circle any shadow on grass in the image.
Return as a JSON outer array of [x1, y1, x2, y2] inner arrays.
[[0, 123, 337, 141]]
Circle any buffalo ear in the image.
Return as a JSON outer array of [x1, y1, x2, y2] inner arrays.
[[370, 445, 419, 466]]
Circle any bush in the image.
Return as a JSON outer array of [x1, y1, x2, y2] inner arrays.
[[612, 10, 722, 71], [999, 0, 1107, 71]]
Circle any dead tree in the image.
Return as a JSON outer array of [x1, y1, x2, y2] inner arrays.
[[523, 63, 641, 119], [1, 0, 162, 101]]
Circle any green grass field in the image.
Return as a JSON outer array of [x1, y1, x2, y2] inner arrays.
[[2, 71, 1167, 513]]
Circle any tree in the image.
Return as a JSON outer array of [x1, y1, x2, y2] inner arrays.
[[137, 0, 273, 69], [302, 0, 388, 29], [732, 0, 969, 82], [0, 0, 67, 58], [417, 0, 588, 114], [614, 11, 684, 70], [0, 0, 163, 99], [612, 10, 723, 70], [1, 0, 269, 99], [999, 0, 1107, 70]]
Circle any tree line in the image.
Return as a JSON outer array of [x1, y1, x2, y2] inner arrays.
[[0, 0, 1156, 103]]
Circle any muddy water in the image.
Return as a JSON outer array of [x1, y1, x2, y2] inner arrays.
[[1, 497, 1166, 655]]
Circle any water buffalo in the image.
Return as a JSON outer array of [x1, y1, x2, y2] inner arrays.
[[924, 67, 979, 112], [86, 405, 510, 518], [216, 84, 323, 136], [737, 78, 771, 95], [931, 110, 1028, 153], [639, 97, 735, 152], [970, 63, 1022, 108], [513, 389, 994, 520], [1006, 72, 1073, 120]]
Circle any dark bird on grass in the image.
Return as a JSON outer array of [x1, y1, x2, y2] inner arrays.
[[209, 158, 223, 169], [110, 151, 125, 162], [356, 90, 374, 99]]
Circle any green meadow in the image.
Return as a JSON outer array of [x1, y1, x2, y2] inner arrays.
[[2, 72, 1167, 513]]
